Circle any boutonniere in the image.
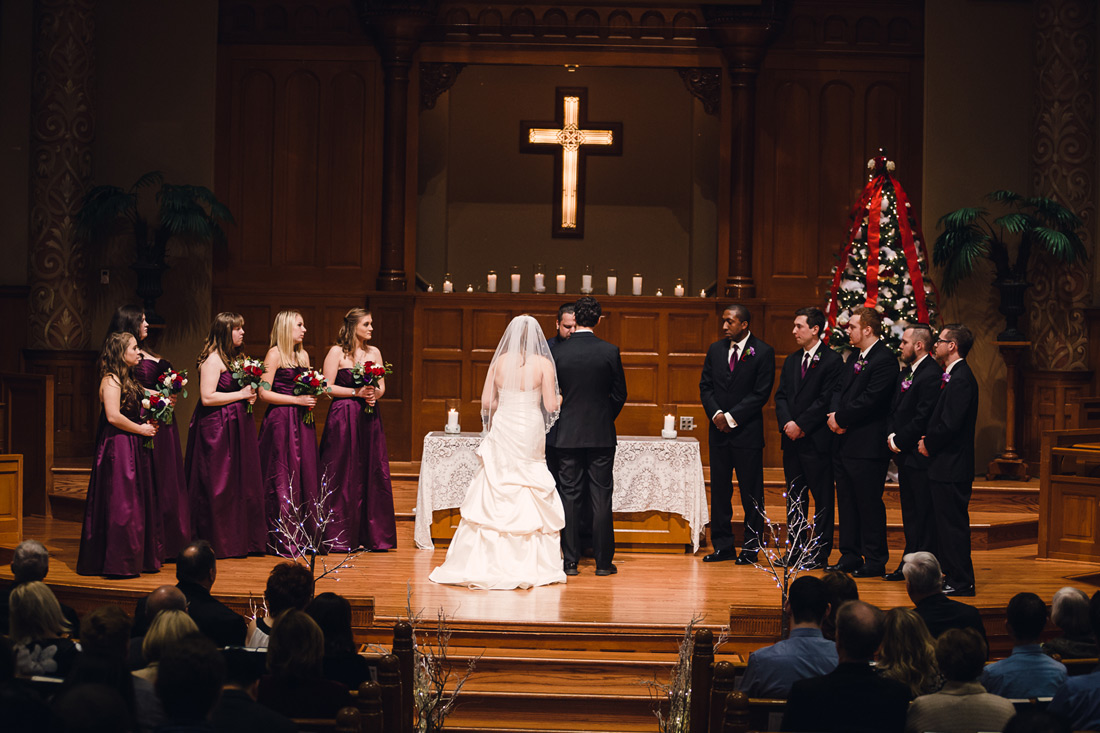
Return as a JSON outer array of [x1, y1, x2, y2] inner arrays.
[[740, 346, 755, 361], [853, 357, 868, 374], [940, 372, 951, 390], [810, 352, 821, 369], [900, 374, 913, 392]]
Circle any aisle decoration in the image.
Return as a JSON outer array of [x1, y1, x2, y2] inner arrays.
[[269, 472, 363, 575]]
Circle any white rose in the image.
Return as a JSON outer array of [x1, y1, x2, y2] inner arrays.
[[182, 379, 188, 386], [142, 399, 151, 409]]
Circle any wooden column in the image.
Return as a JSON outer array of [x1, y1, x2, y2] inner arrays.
[[988, 341, 1030, 480], [359, 2, 436, 292]]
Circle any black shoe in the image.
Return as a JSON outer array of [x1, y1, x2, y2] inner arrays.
[[852, 565, 886, 578], [883, 568, 906, 582], [734, 551, 758, 565], [564, 562, 579, 576], [703, 548, 737, 563], [943, 583, 975, 597], [595, 565, 617, 576], [826, 560, 861, 573]]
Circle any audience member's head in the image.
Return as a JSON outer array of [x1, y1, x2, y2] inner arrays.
[[834, 600, 884, 663], [264, 562, 316, 617], [820, 570, 859, 640], [1006, 592, 1049, 643], [11, 540, 49, 584], [142, 610, 200, 668], [788, 576, 830, 626], [1003, 710, 1072, 733], [267, 609, 325, 681], [935, 627, 988, 682], [221, 647, 268, 692], [8, 581, 69, 644], [1051, 587, 1092, 637], [903, 551, 944, 600], [177, 540, 217, 587], [155, 632, 225, 724], [306, 592, 357, 655], [79, 606, 132, 659], [144, 585, 188, 624], [50, 684, 132, 733], [876, 607, 939, 697]]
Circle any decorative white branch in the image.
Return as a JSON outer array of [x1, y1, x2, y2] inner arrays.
[[268, 472, 365, 580]]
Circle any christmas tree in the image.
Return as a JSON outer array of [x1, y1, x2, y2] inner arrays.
[[825, 152, 939, 354]]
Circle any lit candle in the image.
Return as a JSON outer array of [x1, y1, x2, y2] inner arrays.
[[699, 289, 707, 297], [511, 273, 521, 292], [447, 409, 459, 430], [534, 272, 546, 292], [674, 283, 685, 297], [663, 414, 675, 432], [442, 277, 453, 294], [487, 271, 497, 292], [466, 284, 474, 293], [632, 274, 643, 296], [556, 269, 566, 294], [581, 273, 593, 292], [655, 288, 663, 297], [426, 284, 434, 292], [606, 275, 617, 296]]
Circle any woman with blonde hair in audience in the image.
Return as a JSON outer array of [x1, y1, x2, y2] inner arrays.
[[9, 581, 79, 677], [134, 609, 200, 684], [877, 607, 943, 696], [257, 610, 349, 719]]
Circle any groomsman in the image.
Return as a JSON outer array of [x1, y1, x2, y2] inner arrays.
[[700, 305, 775, 564], [919, 324, 979, 596], [774, 307, 844, 568], [827, 306, 896, 577], [884, 324, 942, 581]]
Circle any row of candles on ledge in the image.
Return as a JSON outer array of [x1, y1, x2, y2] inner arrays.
[[434, 265, 705, 298], [444, 399, 680, 440]]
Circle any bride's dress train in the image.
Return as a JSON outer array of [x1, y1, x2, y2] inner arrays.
[[429, 389, 566, 590]]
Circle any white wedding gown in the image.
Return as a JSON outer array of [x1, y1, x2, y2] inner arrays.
[[429, 389, 567, 589]]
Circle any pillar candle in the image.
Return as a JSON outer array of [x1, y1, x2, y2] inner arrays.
[[556, 274, 566, 293], [674, 284, 684, 297], [581, 274, 593, 292], [663, 414, 675, 432], [632, 275, 643, 295], [511, 273, 521, 292], [607, 275, 617, 296], [534, 272, 546, 292], [442, 279, 453, 294], [447, 409, 459, 430], [487, 273, 497, 292]]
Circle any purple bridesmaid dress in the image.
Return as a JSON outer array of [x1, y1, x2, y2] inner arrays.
[[318, 368, 397, 551], [134, 357, 191, 559], [258, 366, 321, 556], [77, 401, 164, 576], [184, 370, 267, 557]]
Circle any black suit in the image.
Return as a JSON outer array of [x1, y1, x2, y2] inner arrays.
[[781, 662, 912, 733], [829, 339, 896, 571], [887, 355, 942, 565], [549, 330, 628, 569], [914, 592, 987, 640], [700, 333, 776, 554], [135, 580, 246, 648], [774, 343, 844, 565], [923, 359, 979, 589]]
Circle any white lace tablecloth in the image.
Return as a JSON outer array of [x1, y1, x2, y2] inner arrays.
[[414, 432, 708, 551]]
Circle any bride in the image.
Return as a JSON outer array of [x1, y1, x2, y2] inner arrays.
[[429, 315, 566, 589]]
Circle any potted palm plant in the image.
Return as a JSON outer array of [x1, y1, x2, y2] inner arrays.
[[933, 191, 1086, 340], [77, 171, 234, 324]]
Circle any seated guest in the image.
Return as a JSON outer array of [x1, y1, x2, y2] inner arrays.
[[781, 601, 911, 733], [155, 632, 226, 731], [211, 647, 295, 733], [247, 561, 315, 649], [0, 635, 49, 733], [739, 576, 837, 697], [307, 592, 375, 690], [133, 609, 200, 685], [0, 539, 80, 634], [50, 684, 132, 733], [9, 581, 78, 678], [1043, 587, 1098, 660], [981, 592, 1067, 698], [905, 628, 1016, 733], [1048, 590, 1100, 730], [820, 570, 858, 641], [904, 552, 986, 640], [257, 610, 350, 719], [877, 607, 943, 697], [128, 585, 187, 669]]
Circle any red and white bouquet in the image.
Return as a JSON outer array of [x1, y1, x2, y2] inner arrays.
[[293, 368, 330, 424], [230, 356, 269, 413], [141, 391, 173, 449], [157, 367, 188, 400], [350, 360, 393, 415]]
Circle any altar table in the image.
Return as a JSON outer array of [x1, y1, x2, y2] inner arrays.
[[414, 432, 708, 552]]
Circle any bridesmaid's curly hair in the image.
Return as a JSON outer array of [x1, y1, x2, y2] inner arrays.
[[335, 308, 370, 357], [197, 312, 244, 369], [106, 304, 159, 357], [98, 332, 143, 409]]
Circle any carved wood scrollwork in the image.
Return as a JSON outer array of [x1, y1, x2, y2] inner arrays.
[[420, 62, 465, 111], [677, 68, 721, 116]]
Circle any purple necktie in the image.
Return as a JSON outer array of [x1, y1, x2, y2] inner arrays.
[[729, 344, 738, 372], [801, 352, 810, 378]]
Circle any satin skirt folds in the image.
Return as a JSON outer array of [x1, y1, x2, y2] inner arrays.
[[430, 390, 567, 590], [152, 419, 192, 559], [259, 404, 321, 556]]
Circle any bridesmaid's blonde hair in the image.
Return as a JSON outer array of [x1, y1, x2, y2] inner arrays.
[[270, 310, 307, 368]]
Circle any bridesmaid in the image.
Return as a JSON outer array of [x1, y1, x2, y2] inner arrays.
[[77, 332, 163, 577], [107, 305, 191, 560], [258, 310, 321, 556], [184, 312, 267, 558], [319, 309, 397, 551]]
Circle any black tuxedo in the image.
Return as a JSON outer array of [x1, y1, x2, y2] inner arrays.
[[781, 662, 912, 733], [923, 358, 979, 589], [774, 343, 844, 564], [550, 330, 628, 569], [699, 333, 776, 553], [829, 339, 896, 571], [887, 354, 942, 564]]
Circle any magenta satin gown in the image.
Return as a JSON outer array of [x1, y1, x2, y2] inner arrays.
[[318, 368, 397, 551], [258, 367, 321, 556], [184, 370, 267, 557], [133, 357, 191, 559], [77, 400, 164, 576]]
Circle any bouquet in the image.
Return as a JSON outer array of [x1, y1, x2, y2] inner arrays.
[[350, 360, 393, 414], [293, 368, 330, 424], [230, 356, 270, 413], [141, 391, 173, 449], [157, 367, 188, 400]]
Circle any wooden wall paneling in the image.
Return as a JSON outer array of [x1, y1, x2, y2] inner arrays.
[[0, 287, 29, 374], [423, 307, 464, 349], [669, 312, 711, 354], [1, 373, 52, 516], [471, 310, 513, 350], [620, 313, 660, 354], [22, 351, 95, 460], [0, 455, 22, 546]]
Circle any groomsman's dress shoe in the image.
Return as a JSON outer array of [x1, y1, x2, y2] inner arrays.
[[852, 565, 886, 578], [703, 548, 738, 563], [564, 562, 579, 576], [943, 583, 976, 597], [734, 551, 758, 565], [883, 568, 906, 582], [595, 565, 618, 577], [826, 559, 862, 573]]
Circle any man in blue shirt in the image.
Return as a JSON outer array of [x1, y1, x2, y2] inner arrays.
[[1049, 590, 1100, 730], [980, 592, 1067, 698], [739, 575, 838, 697]]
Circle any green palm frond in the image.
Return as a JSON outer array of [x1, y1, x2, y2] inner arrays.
[[1032, 226, 1088, 263], [76, 186, 137, 238], [993, 213, 1032, 235], [934, 227, 989, 295], [130, 171, 164, 192], [987, 190, 1022, 206], [937, 207, 986, 231], [1029, 197, 1083, 231]]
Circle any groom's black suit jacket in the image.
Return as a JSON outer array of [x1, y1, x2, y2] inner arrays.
[[549, 330, 627, 449], [774, 344, 844, 454]]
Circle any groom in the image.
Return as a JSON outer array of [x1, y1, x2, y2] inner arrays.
[[550, 296, 628, 577]]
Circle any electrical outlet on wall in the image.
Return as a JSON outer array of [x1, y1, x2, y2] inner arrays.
[[679, 416, 694, 431]]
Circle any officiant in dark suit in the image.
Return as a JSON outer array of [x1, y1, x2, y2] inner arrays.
[[774, 307, 843, 568], [827, 306, 896, 577], [700, 304, 776, 564], [550, 296, 627, 577]]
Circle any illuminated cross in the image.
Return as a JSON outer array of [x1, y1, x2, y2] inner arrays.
[[520, 87, 623, 238]]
